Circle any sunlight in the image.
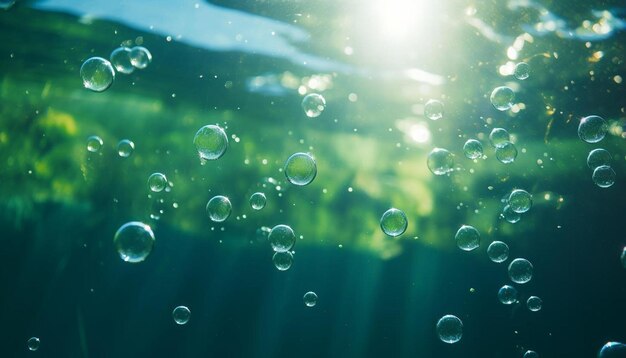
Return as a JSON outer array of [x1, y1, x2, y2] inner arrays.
[[374, 0, 434, 41]]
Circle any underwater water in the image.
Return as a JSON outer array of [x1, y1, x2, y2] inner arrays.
[[1, 0, 626, 356]]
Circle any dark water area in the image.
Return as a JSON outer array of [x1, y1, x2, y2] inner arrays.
[[1, 0, 626, 357]]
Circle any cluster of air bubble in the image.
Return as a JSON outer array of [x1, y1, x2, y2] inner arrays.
[[489, 128, 518, 164], [579, 116, 616, 188], [85, 135, 135, 158], [269, 224, 296, 270], [501, 188, 532, 224], [80, 45, 151, 92], [74, 48, 622, 355]]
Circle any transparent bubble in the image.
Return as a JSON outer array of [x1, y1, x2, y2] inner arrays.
[[527, 296, 542, 312], [206, 195, 232, 222], [86, 135, 103, 153], [436, 314, 463, 344], [501, 205, 521, 223], [110, 47, 135, 74], [249, 192, 267, 210], [147, 173, 167, 192], [508, 189, 532, 213], [463, 139, 483, 159], [592, 165, 616, 188], [490, 86, 515, 111], [27, 337, 40, 351], [193, 124, 228, 162], [80, 57, 115, 92], [301, 93, 326, 118], [508, 258, 533, 284], [424, 99, 444, 120], [598, 342, 626, 358], [523, 350, 539, 358], [495, 142, 518, 164], [514, 62, 530, 80], [129, 46, 152, 69], [427, 148, 455, 175], [172, 306, 191, 325], [380, 208, 408, 237], [455, 225, 480, 251], [578, 115, 608, 143], [621, 247, 626, 269], [487, 241, 509, 263], [272, 251, 294, 271], [269, 224, 296, 252], [489, 128, 510, 148], [303, 291, 318, 307], [587, 149, 612, 169], [284, 152, 317, 186], [498, 284, 518, 304], [117, 139, 135, 158], [113, 221, 155, 263]]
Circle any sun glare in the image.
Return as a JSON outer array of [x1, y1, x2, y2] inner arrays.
[[374, 0, 435, 41]]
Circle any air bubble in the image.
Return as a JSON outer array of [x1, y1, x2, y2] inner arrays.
[[129, 46, 152, 69], [508, 258, 533, 284], [490, 86, 514, 111], [27, 337, 40, 351], [284, 152, 317, 186], [301, 93, 326, 118], [495, 142, 518, 164], [587, 149, 611, 169], [272, 251, 294, 271], [498, 284, 518, 304], [489, 128, 510, 148], [424, 99, 444, 120], [527, 296, 542, 312], [380, 208, 408, 237], [436, 315, 463, 344], [303, 291, 318, 307], [110, 47, 135, 74], [249, 192, 267, 210], [455, 225, 480, 251], [193, 124, 228, 162], [508, 189, 532, 213], [463, 139, 483, 159], [148, 173, 167, 192], [117, 139, 135, 157], [113, 221, 155, 263], [487, 241, 509, 263], [427, 148, 454, 175], [80, 57, 115, 92], [514, 62, 530, 80], [592, 165, 616, 188], [172, 306, 191, 325], [86, 135, 103, 153], [206, 195, 232, 222], [269, 224, 296, 252], [578, 115, 607, 143]]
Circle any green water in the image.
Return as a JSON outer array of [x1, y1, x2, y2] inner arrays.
[[1, 0, 625, 357]]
